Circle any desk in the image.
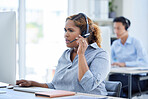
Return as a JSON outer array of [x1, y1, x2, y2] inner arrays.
[[110, 67, 148, 99], [0, 88, 124, 99]]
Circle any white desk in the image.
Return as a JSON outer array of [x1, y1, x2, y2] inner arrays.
[[0, 88, 124, 99], [110, 67, 148, 99]]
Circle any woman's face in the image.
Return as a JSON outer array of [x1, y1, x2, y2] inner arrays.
[[64, 20, 81, 48], [113, 22, 127, 39]]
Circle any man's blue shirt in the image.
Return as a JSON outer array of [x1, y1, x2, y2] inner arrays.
[[111, 36, 148, 67]]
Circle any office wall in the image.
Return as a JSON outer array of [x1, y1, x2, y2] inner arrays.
[[113, 0, 123, 17], [68, 0, 89, 16], [123, 0, 148, 53], [68, 0, 108, 19]]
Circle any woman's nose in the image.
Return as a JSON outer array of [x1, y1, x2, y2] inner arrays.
[[64, 32, 69, 38]]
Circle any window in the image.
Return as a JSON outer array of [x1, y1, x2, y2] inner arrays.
[[25, 0, 68, 82]]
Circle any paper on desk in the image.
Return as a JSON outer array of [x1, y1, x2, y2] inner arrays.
[[127, 67, 148, 70], [111, 66, 148, 71]]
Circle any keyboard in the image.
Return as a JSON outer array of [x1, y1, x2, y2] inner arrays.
[[13, 86, 54, 93]]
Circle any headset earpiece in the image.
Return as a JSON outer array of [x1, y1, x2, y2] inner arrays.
[[82, 31, 86, 36], [125, 19, 129, 30]]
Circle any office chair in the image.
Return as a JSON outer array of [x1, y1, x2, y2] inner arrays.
[[132, 74, 148, 97], [105, 81, 122, 97]]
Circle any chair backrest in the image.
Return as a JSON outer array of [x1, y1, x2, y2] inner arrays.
[[100, 26, 111, 57], [100, 26, 111, 64], [105, 81, 122, 97]]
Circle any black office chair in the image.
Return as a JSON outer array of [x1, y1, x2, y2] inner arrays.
[[105, 81, 122, 97], [132, 74, 148, 97]]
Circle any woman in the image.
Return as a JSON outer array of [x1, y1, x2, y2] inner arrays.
[[16, 13, 110, 95], [109, 16, 148, 97]]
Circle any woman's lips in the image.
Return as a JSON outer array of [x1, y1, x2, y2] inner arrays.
[[65, 39, 70, 44]]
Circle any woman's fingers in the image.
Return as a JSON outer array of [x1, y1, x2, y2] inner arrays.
[[16, 80, 31, 87], [19, 82, 29, 87], [16, 80, 26, 85], [77, 35, 86, 44]]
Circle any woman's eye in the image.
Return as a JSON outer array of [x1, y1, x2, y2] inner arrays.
[[64, 28, 74, 33], [69, 29, 73, 32]]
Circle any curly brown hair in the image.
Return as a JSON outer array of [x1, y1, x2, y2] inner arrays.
[[66, 13, 102, 47]]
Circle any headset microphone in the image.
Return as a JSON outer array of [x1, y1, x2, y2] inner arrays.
[[69, 33, 90, 43], [69, 13, 90, 43]]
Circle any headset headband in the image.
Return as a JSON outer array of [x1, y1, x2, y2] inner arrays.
[[78, 13, 89, 35]]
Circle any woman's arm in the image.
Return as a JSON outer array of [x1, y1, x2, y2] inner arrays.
[[78, 54, 89, 81], [79, 51, 110, 92], [16, 80, 48, 88], [77, 35, 89, 81]]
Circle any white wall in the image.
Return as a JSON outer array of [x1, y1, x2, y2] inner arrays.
[[114, 0, 123, 17], [68, 0, 109, 19], [123, 0, 148, 52], [68, 0, 89, 16]]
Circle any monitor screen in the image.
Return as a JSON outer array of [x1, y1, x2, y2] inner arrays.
[[0, 11, 16, 85]]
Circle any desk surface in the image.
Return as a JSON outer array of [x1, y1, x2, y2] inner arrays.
[[111, 67, 148, 74], [0, 88, 124, 99]]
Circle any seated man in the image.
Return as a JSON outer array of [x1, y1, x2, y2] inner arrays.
[[109, 16, 148, 97]]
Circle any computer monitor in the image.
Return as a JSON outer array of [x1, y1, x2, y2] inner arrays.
[[0, 11, 16, 85]]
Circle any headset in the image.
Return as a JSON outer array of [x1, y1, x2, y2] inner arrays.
[[125, 18, 129, 30], [70, 13, 90, 43], [113, 16, 130, 31]]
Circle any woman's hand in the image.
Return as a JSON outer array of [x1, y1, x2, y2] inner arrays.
[[77, 35, 88, 55], [111, 62, 126, 67], [16, 80, 49, 88], [16, 80, 32, 87]]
